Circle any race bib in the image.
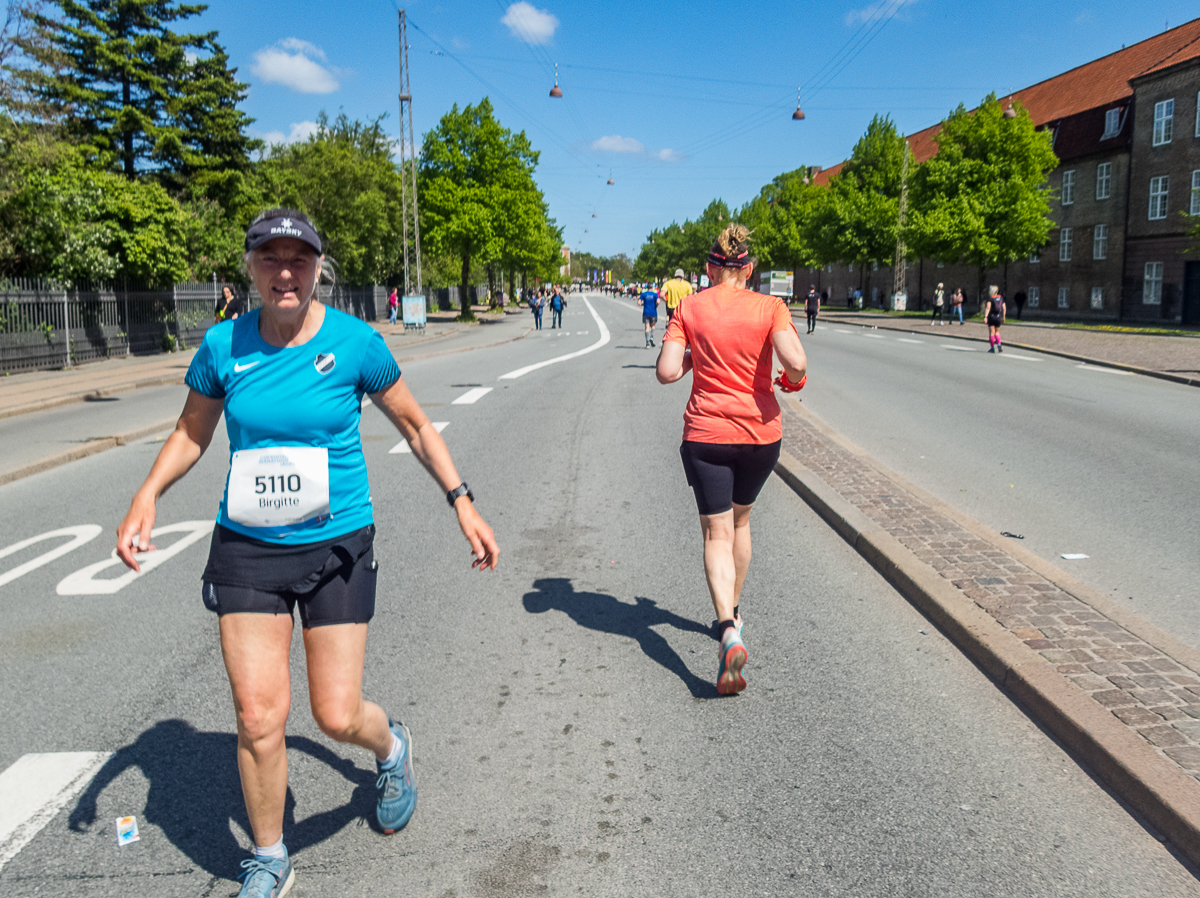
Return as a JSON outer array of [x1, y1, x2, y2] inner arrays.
[[226, 447, 331, 529]]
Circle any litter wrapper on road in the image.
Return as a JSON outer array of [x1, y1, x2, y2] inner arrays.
[[115, 816, 140, 846]]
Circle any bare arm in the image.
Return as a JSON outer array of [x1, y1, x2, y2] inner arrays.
[[656, 341, 692, 384], [116, 390, 224, 570], [771, 327, 807, 384], [370, 376, 499, 571]]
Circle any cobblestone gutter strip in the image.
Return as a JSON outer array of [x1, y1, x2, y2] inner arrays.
[[775, 396, 1200, 866], [813, 314, 1200, 388]]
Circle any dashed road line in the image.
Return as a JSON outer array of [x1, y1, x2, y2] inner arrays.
[[390, 422, 450, 454], [834, 329, 853, 334], [451, 387, 493, 405], [942, 345, 977, 352], [896, 338, 924, 345], [863, 333, 886, 339], [1001, 353, 1043, 361], [0, 752, 111, 873], [1076, 363, 1133, 375]]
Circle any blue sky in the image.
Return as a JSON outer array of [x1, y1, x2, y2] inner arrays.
[[197, 0, 1198, 258]]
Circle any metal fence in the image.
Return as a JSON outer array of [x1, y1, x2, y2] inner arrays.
[[0, 278, 382, 374]]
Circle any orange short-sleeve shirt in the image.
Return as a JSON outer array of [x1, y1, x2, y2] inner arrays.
[[663, 283, 797, 444]]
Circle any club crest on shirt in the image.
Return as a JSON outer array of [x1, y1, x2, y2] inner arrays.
[[314, 352, 336, 375]]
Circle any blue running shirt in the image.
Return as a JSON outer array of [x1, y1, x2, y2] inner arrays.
[[640, 290, 659, 317], [186, 306, 401, 544]]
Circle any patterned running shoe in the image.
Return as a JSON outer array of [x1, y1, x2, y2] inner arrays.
[[377, 719, 417, 834], [237, 852, 294, 898], [717, 628, 748, 695]]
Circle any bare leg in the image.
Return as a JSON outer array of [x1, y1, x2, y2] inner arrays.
[[220, 613, 294, 847], [731, 502, 753, 605], [700, 506, 752, 623], [304, 623, 393, 758]]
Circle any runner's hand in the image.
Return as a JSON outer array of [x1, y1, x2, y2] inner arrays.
[[455, 501, 499, 571], [774, 369, 806, 392], [116, 492, 158, 572]]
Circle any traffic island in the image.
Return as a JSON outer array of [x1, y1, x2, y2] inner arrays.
[[775, 395, 1200, 868]]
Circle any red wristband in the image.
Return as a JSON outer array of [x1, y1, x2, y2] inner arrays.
[[774, 372, 806, 393]]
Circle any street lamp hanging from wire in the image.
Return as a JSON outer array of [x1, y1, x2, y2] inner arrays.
[[549, 62, 563, 97], [792, 87, 806, 120]]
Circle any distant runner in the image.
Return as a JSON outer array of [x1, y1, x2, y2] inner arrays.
[[655, 224, 807, 695], [115, 208, 499, 898], [986, 285, 1006, 352], [805, 285, 820, 334], [638, 283, 660, 348], [660, 268, 693, 323]]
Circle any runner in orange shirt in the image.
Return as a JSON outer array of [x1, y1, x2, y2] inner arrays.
[[655, 224, 807, 695]]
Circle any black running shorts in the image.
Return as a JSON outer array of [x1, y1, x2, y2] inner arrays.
[[986, 314, 1002, 327], [679, 440, 782, 516], [201, 524, 377, 628]]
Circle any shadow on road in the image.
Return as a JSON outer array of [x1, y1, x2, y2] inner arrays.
[[522, 577, 719, 699], [68, 719, 374, 878]]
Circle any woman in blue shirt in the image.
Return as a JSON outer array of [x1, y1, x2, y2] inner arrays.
[[115, 209, 499, 898]]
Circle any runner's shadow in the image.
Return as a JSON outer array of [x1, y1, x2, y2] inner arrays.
[[68, 719, 375, 877], [523, 577, 719, 699]]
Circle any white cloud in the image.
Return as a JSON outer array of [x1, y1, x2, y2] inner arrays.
[[656, 148, 684, 162], [845, 0, 918, 26], [261, 121, 320, 146], [251, 40, 339, 94], [501, 2, 559, 44], [592, 135, 644, 153]]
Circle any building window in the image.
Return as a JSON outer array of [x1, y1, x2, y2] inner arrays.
[[1029, 250, 1040, 264], [1061, 170, 1075, 205], [1058, 286, 1070, 308], [1149, 176, 1169, 219], [1102, 108, 1121, 139], [936, 261, 944, 268], [1028, 286, 1040, 308], [1096, 162, 1112, 200], [1093, 224, 1108, 260], [1143, 262, 1163, 305], [1059, 228, 1073, 261], [1192, 170, 1200, 216], [1153, 99, 1174, 146], [1091, 287, 1104, 310], [1196, 92, 1200, 138]]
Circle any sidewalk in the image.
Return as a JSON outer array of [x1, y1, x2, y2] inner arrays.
[[0, 306, 518, 420], [814, 310, 1200, 385], [775, 396, 1200, 867]]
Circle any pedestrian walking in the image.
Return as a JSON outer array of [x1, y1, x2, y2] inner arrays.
[[660, 268, 693, 323], [931, 283, 945, 325], [529, 289, 544, 330], [951, 287, 964, 324], [388, 288, 399, 325], [638, 283, 660, 348], [985, 285, 1006, 352], [805, 284, 820, 333], [216, 285, 242, 323], [1014, 290, 1026, 320], [114, 208, 499, 898], [549, 286, 565, 329], [655, 224, 807, 696]]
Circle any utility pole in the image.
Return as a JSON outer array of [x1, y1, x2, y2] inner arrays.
[[397, 10, 423, 294], [892, 139, 910, 307]]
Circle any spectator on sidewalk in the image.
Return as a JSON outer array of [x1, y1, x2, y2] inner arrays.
[[931, 283, 945, 325], [388, 288, 399, 325], [215, 286, 243, 323], [805, 285, 820, 334], [951, 287, 964, 324], [1014, 290, 1026, 320]]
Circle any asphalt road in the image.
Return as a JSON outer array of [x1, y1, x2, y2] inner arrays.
[[0, 294, 1196, 896], [796, 317, 1200, 652]]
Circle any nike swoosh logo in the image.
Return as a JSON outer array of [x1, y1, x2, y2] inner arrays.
[[233, 361, 259, 373]]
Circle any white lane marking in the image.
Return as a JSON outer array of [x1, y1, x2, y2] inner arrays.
[[452, 387, 493, 405], [896, 338, 924, 345], [499, 297, 611, 380], [1061, 553, 1090, 560], [815, 325, 828, 330], [834, 329, 853, 334], [863, 333, 886, 339], [942, 345, 977, 352], [390, 422, 449, 454], [1000, 353, 1043, 361], [0, 526, 102, 588], [1076, 363, 1133, 375], [361, 396, 372, 408], [0, 752, 111, 872], [56, 521, 215, 596]]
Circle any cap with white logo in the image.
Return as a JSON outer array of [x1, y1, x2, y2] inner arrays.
[[245, 214, 323, 255]]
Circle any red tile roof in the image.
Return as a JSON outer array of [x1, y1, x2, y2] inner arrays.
[[814, 16, 1200, 178]]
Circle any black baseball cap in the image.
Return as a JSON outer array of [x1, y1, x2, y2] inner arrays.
[[244, 214, 323, 255]]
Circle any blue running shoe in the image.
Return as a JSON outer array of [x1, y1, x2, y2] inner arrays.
[[717, 629, 748, 696], [237, 852, 294, 898], [377, 719, 417, 834]]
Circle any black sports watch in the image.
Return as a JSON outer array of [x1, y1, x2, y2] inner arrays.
[[447, 482, 474, 507]]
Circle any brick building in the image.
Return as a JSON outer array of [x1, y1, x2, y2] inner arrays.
[[799, 18, 1200, 323]]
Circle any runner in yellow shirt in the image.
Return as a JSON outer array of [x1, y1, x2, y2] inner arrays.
[[660, 268, 693, 323]]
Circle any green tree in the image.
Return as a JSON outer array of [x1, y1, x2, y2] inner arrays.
[[633, 199, 731, 280], [905, 94, 1058, 301], [260, 112, 405, 286], [740, 167, 823, 295], [419, 98, 546, 320], [13, 0, 257, 183]]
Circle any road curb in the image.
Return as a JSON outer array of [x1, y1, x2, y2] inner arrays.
[[0, 374, 189, 421], [811, 314, 1200, 388], [0, 417, 177, 487], [774, 432, 1200, 867]]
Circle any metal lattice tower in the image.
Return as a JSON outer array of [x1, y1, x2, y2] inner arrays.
[[397, 10, 422, 294], [892, 139, 910, 300]]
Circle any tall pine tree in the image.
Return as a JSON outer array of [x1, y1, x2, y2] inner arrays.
[[13, 0, 256, 187]]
